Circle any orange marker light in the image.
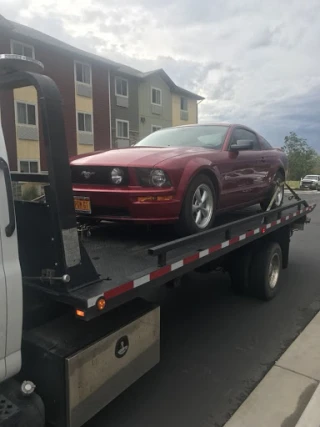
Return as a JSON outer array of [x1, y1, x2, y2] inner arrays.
[[96, 297, 106, 311], [76, 309, 85, 317], [156, 196, 173, 201], [137, 196, 156, 202], [137, 196, 173, 202]]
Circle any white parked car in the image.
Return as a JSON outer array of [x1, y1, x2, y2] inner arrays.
[[300, 175, 320, 190]]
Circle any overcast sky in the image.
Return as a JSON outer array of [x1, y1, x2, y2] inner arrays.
[[2, 0, 320, 150]]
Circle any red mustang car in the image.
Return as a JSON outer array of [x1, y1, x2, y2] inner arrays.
[[71, 124, 288, 235]]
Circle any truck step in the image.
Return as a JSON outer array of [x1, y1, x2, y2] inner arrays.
[[0, 395, 19, 424]]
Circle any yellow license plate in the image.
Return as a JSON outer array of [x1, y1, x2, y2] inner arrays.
[[74, 197, 91, 213]]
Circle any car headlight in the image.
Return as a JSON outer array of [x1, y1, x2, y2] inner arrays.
[[136, 168, 171, 187], [150, 169, 168, 187], [111, 167, 124, 184]]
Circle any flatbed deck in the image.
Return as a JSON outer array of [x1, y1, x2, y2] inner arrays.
[[83, 205, 276, 283], [52, 198, 314, 319]]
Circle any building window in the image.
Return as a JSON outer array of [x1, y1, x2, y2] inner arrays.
[[11, 40, 35, 58], [77, 112, 93, 133], [19, 160, 39, 174], [16, 102, 36, 126], [75, 62, 91, 85], [151, 87, 162, 105], [151, 125, 162, 132], [116, 119, 129, 139], [180, 97, 188, 111], [115, 77, 128, 97]]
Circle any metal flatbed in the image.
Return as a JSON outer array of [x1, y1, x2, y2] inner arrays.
[[55, 199, 314, 319]]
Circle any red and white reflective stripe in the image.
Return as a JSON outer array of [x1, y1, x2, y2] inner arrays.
[[87, 205, 315, 308]]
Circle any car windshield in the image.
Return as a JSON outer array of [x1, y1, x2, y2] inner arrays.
[[135, 125, 229, 149], [304, 175, 319, 179]]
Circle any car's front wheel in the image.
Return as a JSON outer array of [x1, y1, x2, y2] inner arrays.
[[177, 174, 216, 236]]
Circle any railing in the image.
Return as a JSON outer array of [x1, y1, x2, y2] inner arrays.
[[148, 200, 310, 267]]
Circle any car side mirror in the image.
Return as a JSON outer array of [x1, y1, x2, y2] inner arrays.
[[229, 139, 254, 152]]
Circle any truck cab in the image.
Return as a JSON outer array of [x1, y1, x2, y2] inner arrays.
[[0, 113, 23, 383]]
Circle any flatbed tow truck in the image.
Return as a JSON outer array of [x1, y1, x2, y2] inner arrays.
[[0, 54, 316, 427]]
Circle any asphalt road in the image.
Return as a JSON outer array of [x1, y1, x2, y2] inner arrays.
[[86, 192, 320, 427]]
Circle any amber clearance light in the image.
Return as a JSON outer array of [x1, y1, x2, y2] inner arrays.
[[76, 309, 85, 318], [96, 297, 106, 311]]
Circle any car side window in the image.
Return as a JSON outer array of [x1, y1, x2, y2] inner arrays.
[[259, 136, 273, 150], [230, 128, 261, 150]]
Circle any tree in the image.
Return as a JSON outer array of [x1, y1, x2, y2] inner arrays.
[[312, 155, 320, 174], [282, 132, 318, 180]]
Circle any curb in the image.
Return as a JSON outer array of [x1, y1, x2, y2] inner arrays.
[[224, 311, 320, 427]]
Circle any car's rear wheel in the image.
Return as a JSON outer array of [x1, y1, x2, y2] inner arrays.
[[260, 171, 285, 211], [176, 174, 216, 236]]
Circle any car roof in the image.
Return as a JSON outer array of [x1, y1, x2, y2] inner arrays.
[[173, 123, 257, 132]]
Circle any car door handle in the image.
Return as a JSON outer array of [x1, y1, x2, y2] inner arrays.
[[0, 157, 15, 237], [260, 157, 266, 163]]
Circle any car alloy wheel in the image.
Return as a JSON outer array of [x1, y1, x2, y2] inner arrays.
[[191, 183, 214, 229], [274, 178, 284, 207], [177, 174, 217, 236]]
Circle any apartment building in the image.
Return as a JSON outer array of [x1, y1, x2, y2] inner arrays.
[[0, 14, 204, 172], [0, 15, 114, 172]]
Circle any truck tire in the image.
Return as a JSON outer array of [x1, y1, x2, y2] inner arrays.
[[248, 242, 282, 301], [229, 247, 254, 295]]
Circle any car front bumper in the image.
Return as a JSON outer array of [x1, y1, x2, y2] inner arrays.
[[73, 185, 181, 223], [300, 182, 317, 189]]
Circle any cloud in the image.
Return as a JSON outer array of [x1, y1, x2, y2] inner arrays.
[[2, 0, 320, 150]]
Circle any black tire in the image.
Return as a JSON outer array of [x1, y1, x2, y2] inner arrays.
[[317, 185, 320, 192], [248, 242, 282, 301], [260, 171, 285, 211], [229, 247, 254, 295], [176, 174, 217, 236]]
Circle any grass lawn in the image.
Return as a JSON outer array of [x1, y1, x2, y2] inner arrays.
[[286, 181, 300, 189]]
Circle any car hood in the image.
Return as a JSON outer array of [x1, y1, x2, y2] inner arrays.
[[70, 146, 207, 168]]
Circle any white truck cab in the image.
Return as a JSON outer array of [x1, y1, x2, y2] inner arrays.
[[0, 111, 23, 383]]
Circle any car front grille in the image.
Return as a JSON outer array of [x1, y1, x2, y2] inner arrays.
[[71, 166, 129, 186]]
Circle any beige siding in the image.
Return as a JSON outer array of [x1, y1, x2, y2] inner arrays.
[[74, 61, 94, 154], [75, 93, 94, 154], [13, 86, 40, 165], [172, 94, 198, 126], [16, 139, 40, 160]]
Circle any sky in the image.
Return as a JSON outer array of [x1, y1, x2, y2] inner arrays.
[[2, 0, 320, 151]]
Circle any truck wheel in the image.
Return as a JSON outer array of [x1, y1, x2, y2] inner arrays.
[[176, 174, 216, 236], [229, 247, 253, 295], [248, 242, 282, 301], [260, 171, 284, 211]]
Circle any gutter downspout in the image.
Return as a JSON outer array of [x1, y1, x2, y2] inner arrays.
[[108, 69, 112, 149], [196, 99, 204, 123]]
